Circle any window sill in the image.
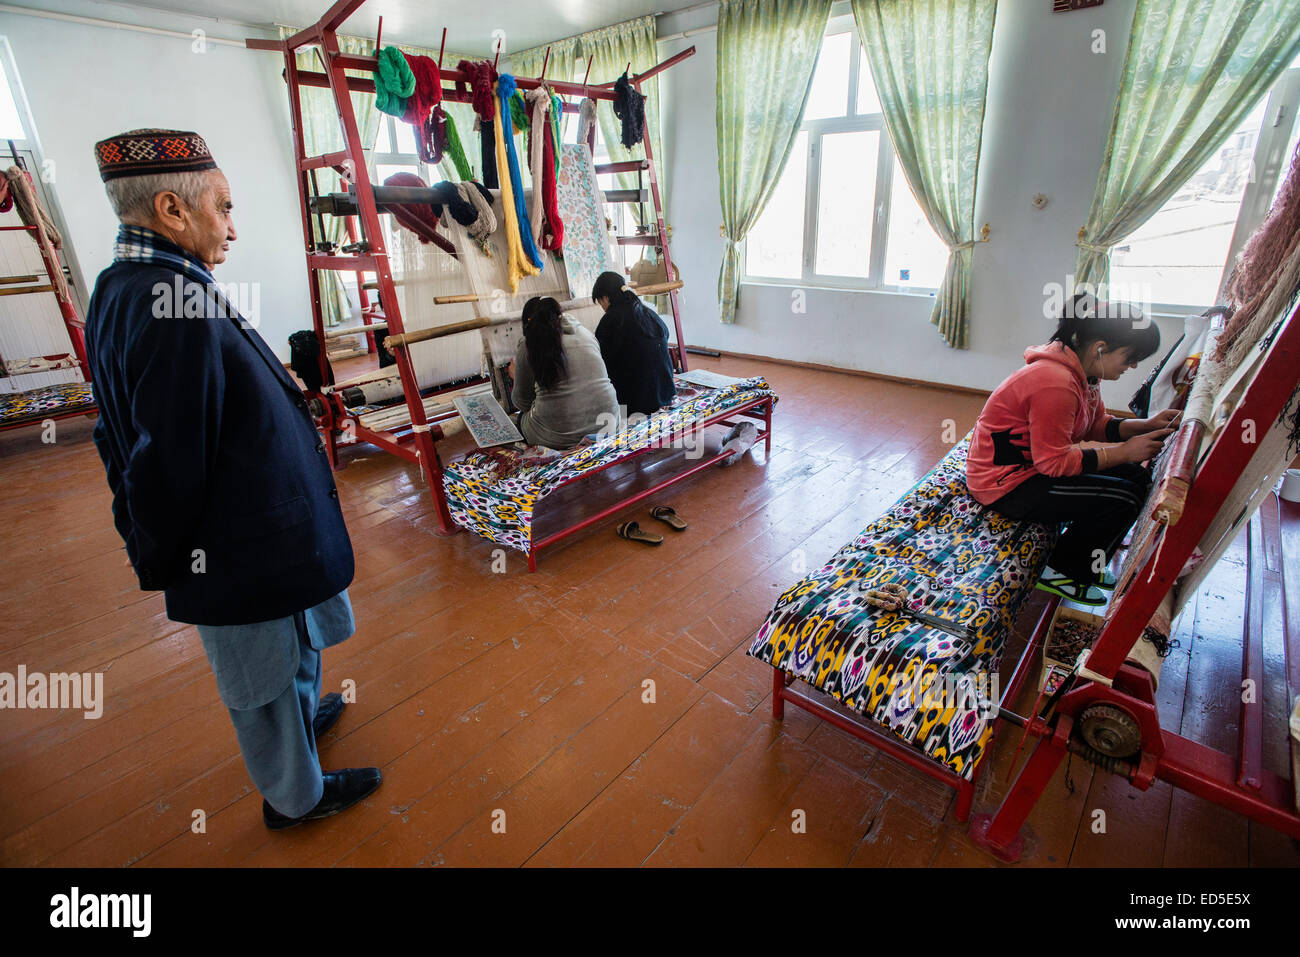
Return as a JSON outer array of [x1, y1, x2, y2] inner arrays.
[[741, 278, 939, 299]]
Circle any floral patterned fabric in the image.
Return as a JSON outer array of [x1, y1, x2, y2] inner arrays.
[[556, 143, 619, 301], [444, 376, 776, 552], [747, 438, 1055, 780], [0, 382, 95, 426]]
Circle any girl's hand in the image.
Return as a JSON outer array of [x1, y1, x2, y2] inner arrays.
[[1145, 408, 1181, 432], [1120, 427, 1175, 463]]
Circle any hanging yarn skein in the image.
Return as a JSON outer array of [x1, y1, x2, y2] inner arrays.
[[374, 46, 415, 117], [539, 109, 564, 251], [459, 59, 499, 189], [576, 97, 598, 147], [612, 71, 646, 148], [493, 73, 544, 291], [525, 88, 550, 244], [401, 54, 443, 161], [431, 107, 474, 181]]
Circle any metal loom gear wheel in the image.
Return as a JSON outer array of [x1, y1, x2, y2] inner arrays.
[[1077, 704, 1142, 758]]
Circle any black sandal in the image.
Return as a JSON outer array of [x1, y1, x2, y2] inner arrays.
[[649, 506, 688, 531], [616, 521, 663, 546]]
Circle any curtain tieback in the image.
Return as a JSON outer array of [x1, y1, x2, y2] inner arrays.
[[950, 223, 992, 251], [1076, 239, 1110, 253]]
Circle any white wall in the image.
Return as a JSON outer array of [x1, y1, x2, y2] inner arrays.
[[659, 0, 1188, 408], [0, 10, 309, 360]]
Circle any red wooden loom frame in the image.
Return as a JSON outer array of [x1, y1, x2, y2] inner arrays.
[[770, 301, 1300, 854], [961, 297, 1300, 861], [246, 0, 715, 567], [0, 183, 94, 434]]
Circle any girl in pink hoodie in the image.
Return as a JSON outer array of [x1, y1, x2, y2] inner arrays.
[[966, 293, 1178, 605]]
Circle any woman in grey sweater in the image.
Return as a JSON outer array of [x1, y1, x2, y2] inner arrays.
[[511, 296, 620, 450]]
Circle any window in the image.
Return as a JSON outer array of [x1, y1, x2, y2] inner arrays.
[[1109, 51, 1300, 313], [743, 17, 949, 293]]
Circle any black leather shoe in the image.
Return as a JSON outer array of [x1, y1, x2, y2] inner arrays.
[[262, 767, 383, 830], [312, 692, 346, 738]]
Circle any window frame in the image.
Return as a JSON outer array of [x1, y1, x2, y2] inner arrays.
[[1103, 56, 1300, 318], [741, 14, 940, 296]]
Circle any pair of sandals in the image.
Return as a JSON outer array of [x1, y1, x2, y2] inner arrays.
[[616, 506, 687, 546]]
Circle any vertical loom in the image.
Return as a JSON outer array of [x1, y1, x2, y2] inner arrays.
[[969, 295, 1300, 862], [246, 0, 693, 531], [0, 158, 93, 432]]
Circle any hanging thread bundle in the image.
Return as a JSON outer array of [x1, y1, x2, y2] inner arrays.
[[612, 71, 646, 148], [374, 46, 415, 116], [459, 59, 500, 188], [493, 73, 544, 291]]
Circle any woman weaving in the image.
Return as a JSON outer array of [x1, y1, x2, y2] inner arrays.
[[511, 296, 619, 450], [965, 293, 1178, 605], [591, 271, 676, 416]]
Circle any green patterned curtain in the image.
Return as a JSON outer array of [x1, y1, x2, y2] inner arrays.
[[279, 27, 382, 328], [511, 37, 579, 148], [513, 17, 662, 221], [852, 0, 997, 350], [716, 0, 831, 324], [1076, 0, 1300, 293]]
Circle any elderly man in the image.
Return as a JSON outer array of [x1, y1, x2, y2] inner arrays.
[[86, 129, 381, 829]]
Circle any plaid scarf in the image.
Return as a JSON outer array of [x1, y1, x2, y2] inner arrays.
[[113, 224, 215, 286]]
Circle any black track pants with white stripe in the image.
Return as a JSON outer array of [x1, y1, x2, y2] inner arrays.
[[988, 463, 1151, 583]]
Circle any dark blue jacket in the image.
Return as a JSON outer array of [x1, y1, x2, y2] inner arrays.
[[594, 292, 676, 416], [85, 239, 353, 626]]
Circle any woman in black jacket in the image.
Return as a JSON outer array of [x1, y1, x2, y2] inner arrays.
[[591, 271, 676, 417]]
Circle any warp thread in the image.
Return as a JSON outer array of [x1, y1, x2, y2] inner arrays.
[[612, 71, 646, 148], [1217, 138, 1300, 360]]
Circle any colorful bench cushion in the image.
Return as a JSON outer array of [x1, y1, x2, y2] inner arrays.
[[443, 376, 777, 553], [746, 437, 1055, 780], [0, 382, 95, 426]]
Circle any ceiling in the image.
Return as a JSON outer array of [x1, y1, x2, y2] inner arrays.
[[10, 0, 714, 54]]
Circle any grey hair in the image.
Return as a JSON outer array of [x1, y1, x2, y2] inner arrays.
[[104, 170, 212, 223]]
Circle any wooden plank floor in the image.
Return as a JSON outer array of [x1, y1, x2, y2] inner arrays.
[[1, 354, 1296, 867]]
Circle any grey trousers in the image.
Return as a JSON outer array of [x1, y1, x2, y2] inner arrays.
[[225, 611, 324, 818]]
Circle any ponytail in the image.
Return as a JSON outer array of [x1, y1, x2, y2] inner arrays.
[[522, 296, 567, 390], [591, 270, 636, 308], [1051, 291, 1160, 363]]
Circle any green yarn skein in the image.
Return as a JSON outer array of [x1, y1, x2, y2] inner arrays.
[[374, 46, 415, 117]]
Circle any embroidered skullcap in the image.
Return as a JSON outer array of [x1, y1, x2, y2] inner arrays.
[[94, 129, 217, 182]]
